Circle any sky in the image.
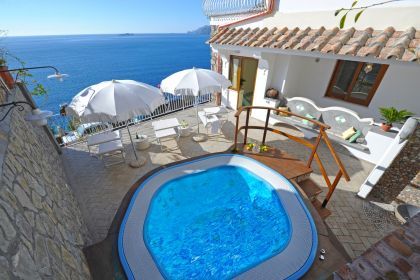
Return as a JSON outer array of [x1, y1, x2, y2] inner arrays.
[[0, 0, 209, 36]]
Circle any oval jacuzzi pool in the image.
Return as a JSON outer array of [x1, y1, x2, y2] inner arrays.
[[119, 154, 317, 280]]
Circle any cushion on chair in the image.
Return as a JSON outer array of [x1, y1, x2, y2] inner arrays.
[[348, 130, 362, 143], [342, 127, 356, 140]]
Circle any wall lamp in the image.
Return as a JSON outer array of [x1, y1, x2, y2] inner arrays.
[[0, 65, 68, 126], [0, 65, 69, 81], [0, 101, 52, 126]]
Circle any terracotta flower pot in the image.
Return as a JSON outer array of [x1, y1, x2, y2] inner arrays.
[[0, 66, 15, 89], [381, 123, 392, 132], [265, 88, 279, 99]]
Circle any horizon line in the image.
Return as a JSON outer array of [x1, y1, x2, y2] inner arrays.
[[4, 27, 211, 38]]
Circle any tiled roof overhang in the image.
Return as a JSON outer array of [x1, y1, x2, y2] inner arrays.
[[208, 26, 420, 63]]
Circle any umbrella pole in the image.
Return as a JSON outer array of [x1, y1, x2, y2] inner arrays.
[[196, 97, 200, 135], [126, 123, 138, 160], [126, 123, 146, 168], [193, 95, 207, 142]]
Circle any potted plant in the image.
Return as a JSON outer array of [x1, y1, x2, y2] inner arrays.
[[379, 107, 413, 132], [0, 56, 15, 89], [134, 133, 150, 150], [179, 120, 191, 137]]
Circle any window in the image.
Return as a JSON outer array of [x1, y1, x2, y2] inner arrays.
[[325, 60, 388, 106]]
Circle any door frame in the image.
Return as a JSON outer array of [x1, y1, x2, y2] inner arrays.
[[229, 55, 259, 109]]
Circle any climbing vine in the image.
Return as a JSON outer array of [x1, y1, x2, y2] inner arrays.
[[335, 0, 404, 28], [0, 29, 48, 96]]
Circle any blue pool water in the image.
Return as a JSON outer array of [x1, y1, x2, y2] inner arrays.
[[144, 165, 291, 279]]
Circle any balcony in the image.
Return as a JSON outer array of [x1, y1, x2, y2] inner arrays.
[[203, 0, 268, 17]]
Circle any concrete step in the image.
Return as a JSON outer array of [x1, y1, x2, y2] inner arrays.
[[298, 179, 323, 201]]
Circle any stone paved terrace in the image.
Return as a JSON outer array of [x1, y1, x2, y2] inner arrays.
[[334, 213, 420, 279], [62, 104, 402, 259]]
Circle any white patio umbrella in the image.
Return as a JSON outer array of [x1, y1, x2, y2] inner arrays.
[[160, 68, 231, 142], [66, 79, 165, 167]]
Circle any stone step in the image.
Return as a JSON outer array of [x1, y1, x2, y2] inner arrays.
[[298, 179, 323, 201], [312, 199, 332, 220]]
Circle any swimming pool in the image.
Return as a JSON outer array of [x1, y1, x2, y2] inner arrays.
[[119, 154, 318, 279]]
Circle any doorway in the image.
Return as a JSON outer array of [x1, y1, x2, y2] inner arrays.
[[229, 56, 258, 109]]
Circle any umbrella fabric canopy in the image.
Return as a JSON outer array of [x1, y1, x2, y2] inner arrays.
[[160, 68, 231, 96], [67, 80, 165, 123], [160, 68, 231, 141], [67, 80, 165, 166]]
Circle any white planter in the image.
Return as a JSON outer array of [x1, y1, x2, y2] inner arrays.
[[134, 135, 150, 150], [179, 126, 191, 137]]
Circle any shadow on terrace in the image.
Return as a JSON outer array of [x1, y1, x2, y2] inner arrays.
[[59, 100, 401, 272]]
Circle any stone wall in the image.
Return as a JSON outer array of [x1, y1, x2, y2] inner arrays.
[[0, 82, 91, 279]]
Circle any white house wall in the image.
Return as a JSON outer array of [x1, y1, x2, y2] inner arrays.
[[218, 46, 420, 122], [215, 0, 420, 30], [269, 55, 420, 120]]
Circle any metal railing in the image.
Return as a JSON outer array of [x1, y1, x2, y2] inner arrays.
[[203, 0, 268, 17], [48, 93, 214, 146], [233, 106, 351, 208]]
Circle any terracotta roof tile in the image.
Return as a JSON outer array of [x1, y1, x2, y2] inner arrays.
[[209, 25, 420, 63], [250, 27, 278, 47], [242, 27, 267, 46]]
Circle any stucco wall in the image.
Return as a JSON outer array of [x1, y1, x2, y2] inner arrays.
[[0, 82, 91, 279], [215, 1, 420, 30], [267, 55, 420, 120]]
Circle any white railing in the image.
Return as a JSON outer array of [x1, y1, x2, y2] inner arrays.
[[203, 0, 268, 17], [48, 93, 214, 146]]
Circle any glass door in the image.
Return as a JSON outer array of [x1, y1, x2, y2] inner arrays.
[[229, 56, 258, 109]]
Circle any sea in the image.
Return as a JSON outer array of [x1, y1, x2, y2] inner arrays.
[[2, 34, 210, 114]]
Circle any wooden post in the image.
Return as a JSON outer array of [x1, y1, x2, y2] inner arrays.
[[233, 115, 239, 151], [244, 108, 250, 145], [322, 170, 343, 208], [306, 129, 323, 167], [262, 109, 270, 145]]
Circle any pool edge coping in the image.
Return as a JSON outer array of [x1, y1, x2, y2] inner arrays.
[[118, 153, 318, 280]]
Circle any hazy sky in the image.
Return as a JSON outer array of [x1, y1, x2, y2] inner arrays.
[[1, 0, 209, 36]]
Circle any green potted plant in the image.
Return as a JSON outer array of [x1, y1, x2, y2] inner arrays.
[[379, 107, 413, 132], [179, 120, 191, 137]]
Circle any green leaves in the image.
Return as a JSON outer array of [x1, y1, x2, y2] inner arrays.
[[340, 13, 348, 29], [354, 9, 365, 23], [334, 8, 343, 16], [379, 107, 414, 124], [31, 84, 48, 96]]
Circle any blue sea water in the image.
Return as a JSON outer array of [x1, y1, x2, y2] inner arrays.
[[2, 34, 210, 113], [144, 165, 291, 280]]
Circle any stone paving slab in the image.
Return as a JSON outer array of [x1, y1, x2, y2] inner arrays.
[[62, 105, 401, 259]]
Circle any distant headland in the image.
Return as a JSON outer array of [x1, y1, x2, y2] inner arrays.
[[187, 25, 211, 35]]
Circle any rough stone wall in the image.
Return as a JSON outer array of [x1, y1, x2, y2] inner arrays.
[[369, 123, 420, 206], [0, 84, 91, 279]]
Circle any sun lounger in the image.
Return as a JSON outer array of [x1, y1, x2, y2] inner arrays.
[[198, 111, 221, 134], [97, 139, 125, 166], [203, 106, 229, 125], [87, 130, 121, 154], [152, 118, 180, 150], [154, 127, 179, 151]]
